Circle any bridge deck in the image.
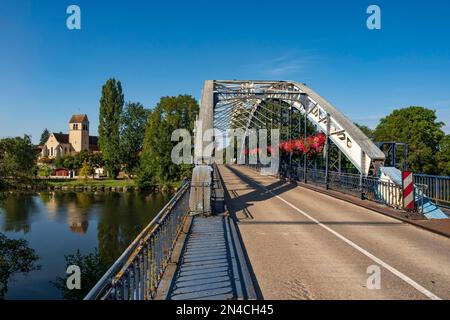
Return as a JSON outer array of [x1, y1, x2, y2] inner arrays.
[[218, 165, 450, 300]]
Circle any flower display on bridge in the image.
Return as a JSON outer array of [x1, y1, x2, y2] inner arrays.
[[280, 133, 326, 157], [280, 141, 295, 153], [244, 133, 326, 158]]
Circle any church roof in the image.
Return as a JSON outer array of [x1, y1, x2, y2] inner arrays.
[[69, 114, 89, 123], [89, 136, 99, 151], [53, 133, 69, 144], [89, 136, 99, 146]]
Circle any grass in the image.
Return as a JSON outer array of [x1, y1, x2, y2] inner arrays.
[[47, 179, 183, 190], [47, 179, 137, 188]]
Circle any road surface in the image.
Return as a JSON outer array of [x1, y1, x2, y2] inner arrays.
[[218, 165, 450, 300]]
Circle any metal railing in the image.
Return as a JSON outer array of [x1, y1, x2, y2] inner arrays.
[[269, 165, 408, 211], [414, 183, 429, 214], [84, 182, 190, 300], [247, 164, 436, 214], [363, 176, 402, 209], [414, 174, 450, 208]]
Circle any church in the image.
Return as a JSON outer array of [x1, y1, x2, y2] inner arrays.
[[41, 114, 99, 159]]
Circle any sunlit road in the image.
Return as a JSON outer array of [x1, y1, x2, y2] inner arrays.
[[218, 165, 450, 300]]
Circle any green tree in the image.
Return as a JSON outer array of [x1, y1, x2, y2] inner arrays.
[[38, 165, 52, 178], [74, 150, 90, 170], [0, 232, 40, 299], [39, 129, 50, 146], [63, 156, 76, 170], [436, 135, 450, 176], [373, 106, 445, 174], [55, 155, 70, 169], [88, 153, 104, 177], [138, 95, 198, 188], [119, 102, 149, 175], [0, 135, 38, 189], [78, 161, 92, 180], [355, 123, 375, 141], [98, 78, 124, 179]]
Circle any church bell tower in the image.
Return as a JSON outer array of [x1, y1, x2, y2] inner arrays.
[[69, 114, 89, 153]]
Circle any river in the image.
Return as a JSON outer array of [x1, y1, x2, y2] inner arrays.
[[0, 191, 172, 300]]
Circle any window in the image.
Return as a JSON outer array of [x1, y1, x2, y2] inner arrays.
[[73, 124, 78, 130]]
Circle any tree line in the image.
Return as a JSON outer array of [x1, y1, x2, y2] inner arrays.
[[1, 78, 199, 190], [96, 78, 199, 188], [355, 106, 449, 176], [1, 84, 447, 191]]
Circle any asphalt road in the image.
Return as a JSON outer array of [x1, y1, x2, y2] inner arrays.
[[218, 165, 450, 300]]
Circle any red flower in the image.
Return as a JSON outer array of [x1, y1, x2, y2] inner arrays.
[[309, 133, 326, 153], [280, 141, 295, 153], [293, 139, 310, 154]]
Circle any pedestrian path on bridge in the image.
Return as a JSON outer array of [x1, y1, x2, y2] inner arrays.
[[165, 165, 258, 300], [167, 215, 255, 300]]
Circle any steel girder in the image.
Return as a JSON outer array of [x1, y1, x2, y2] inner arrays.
[[195, 80, 385, 176]]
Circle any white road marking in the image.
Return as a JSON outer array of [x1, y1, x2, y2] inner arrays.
[[262, 185, 442, 300]]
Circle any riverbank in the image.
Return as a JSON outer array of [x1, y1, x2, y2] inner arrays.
[[48, 179, 136, 187], [47, 179, 138, 192], [1, 179, 183, 193]]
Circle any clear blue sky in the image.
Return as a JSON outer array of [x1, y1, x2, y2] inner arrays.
[[1, 0, 449, 143]]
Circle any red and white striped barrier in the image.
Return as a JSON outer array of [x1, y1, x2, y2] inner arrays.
[[402, 171, 415, 210]]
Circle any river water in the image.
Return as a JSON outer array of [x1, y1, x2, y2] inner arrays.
[[0, 191, 172, 300]]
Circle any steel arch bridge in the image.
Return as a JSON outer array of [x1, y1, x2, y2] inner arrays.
[[194, 80, 385, 176]]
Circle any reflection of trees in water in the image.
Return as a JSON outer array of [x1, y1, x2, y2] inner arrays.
[[1, 191, 173, 296], [97, 192, 170, 267], [0, 232, 40, 299], [0, 192, 37, 233], [52, 249, 107, 300]]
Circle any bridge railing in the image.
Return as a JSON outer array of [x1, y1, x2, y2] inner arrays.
[[413, 174, 450, 208], [247, 164, 435, 213], [84, 182, 190, 300], [275, 165, 408, 211]]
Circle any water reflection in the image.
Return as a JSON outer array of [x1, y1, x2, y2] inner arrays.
[[40, 193, 93, 234], [0, 191, 172, 299], [0, 193, 38, 233]]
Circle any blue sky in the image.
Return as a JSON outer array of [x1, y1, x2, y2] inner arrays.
[[1, 0, 449, 143]]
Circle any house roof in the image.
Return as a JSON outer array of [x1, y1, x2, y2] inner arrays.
[[53, 133, 69, 144], [69, 114, 89, 123]]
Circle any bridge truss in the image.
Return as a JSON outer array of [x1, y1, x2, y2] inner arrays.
[[195, 80, 385, 176]]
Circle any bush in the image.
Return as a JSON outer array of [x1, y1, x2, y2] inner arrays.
[[38, 165, 52, 178]]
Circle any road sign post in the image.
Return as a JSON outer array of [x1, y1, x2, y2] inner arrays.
[[402, 171, 415, 211]]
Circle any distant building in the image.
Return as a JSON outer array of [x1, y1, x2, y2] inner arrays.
[[41, 114, 99, 159], [54, 168, 70, 177]]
